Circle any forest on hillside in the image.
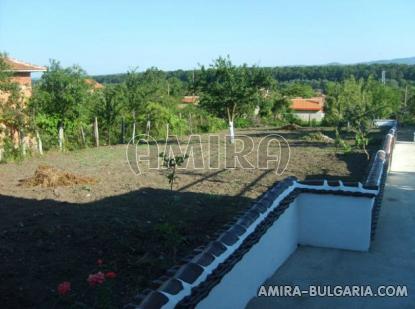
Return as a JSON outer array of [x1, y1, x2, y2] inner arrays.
[[93, 63, 415, 89]]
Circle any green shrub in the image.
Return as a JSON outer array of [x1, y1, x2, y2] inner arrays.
[[35, 114, 60, 150], [0, 136, 24, 163], [234, 118, 254, 128], [199, 115, 227, 132]]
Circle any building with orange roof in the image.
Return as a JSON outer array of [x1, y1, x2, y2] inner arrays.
[[177, 95, 199, 109], [290, 96, 325, 122], [181, 95, 199, 104], [3, 57, 47, 98], [0, 57, 46, 158]]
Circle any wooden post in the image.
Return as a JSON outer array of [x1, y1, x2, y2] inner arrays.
[[166, 123, 169, 140], [80, 126, 86, 147], [120, 117, 125, 144], [94, 117, 99, 147], [146, 119, 151, 137], [20, 130, 27, 156], [189, 113, 193, 134], [36, 131, 43, 155], [58, 126, 64, 151], [132, 111, 136, 143], [179, 113, 182, 136]]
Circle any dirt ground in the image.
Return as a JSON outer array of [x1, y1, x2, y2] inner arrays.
[[0, 127, 385, 308]]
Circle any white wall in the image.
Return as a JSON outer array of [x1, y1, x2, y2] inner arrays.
[[373, 119, 397, 127], [297, 193, 375, 251], [195, 191, 375, 309], [294, 111, 325, 122], [197, 200, 299, 309]]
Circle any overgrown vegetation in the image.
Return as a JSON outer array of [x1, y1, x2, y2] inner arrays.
[[1, 53, 414, 162]]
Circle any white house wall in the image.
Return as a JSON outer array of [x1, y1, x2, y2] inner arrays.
[[294, 111, 325, 122]]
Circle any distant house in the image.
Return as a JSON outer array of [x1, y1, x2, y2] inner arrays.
[[3, 57, 47, 98], [181, 95, 199, 104], [178, 95, 199, 109], [0, 57, 46, 157], [290, 96, 325, 122]]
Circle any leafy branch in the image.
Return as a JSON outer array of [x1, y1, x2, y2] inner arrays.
[[159, 152, 189, 191]]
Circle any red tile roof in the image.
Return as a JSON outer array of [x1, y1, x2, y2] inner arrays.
[[4, 57, 46, 72], [181, 96, 199, 104], [290, 96, 325, 111]]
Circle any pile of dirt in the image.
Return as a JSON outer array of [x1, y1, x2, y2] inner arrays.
[[303, 132, 334, 143], [19, 165, 96, 188], [278, 123, 302, 130]]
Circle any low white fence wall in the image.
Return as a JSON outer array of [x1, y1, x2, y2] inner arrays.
[[198, 199, 299, 309], [196, 187, 375, 309], [128, 123, 397, 309], [297, 193, 374, 251]]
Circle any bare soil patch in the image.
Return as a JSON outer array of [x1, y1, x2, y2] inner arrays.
[[0, 127, 386, 308]]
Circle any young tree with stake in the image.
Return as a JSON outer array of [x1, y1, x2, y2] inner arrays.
[[198, 56, 271, 143]]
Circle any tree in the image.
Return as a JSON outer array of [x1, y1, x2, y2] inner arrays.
[[281, 82, 315, 98], [30, 60, 90, 126], [198, 56, 270, 143], [271, 94, 292, 121], [325, 77, 376, 159], [257, 90, 291, 121], [166, 76, 185, 97], [94, 84, 126, 144], [365, 76, 401, 118], [124, 67, 167, 113]]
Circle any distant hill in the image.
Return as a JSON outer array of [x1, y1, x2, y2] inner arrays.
[[364, 57, 415, 65], [322, 57, 415, 66], [92, 57, 415, 84]]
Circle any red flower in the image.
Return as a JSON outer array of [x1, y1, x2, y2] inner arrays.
[[87, 272, 105, 287], [105, 271, 117, 279], [57, 281, 71, 296], [97, 259, 103, 266]]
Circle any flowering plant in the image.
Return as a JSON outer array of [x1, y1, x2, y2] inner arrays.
[[55, 258, 117, 308]]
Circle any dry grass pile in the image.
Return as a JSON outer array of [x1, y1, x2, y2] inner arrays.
[[20, 165, 96, 188]]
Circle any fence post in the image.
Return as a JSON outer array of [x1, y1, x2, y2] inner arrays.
[[146, 119, 151, 137], [36, 130, 43, 155], [120, 117, 125, 144], [94, 117, 99, 147], [58, 126, 64, 151], [132, 111, 136, 143], [20, 129, 27, 156], [80, 126, 86, 147]]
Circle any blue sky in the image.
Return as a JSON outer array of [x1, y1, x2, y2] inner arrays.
[[1, 0, 414, 75]]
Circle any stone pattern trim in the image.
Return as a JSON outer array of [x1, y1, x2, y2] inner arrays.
[[368, 125, 397, 240]]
